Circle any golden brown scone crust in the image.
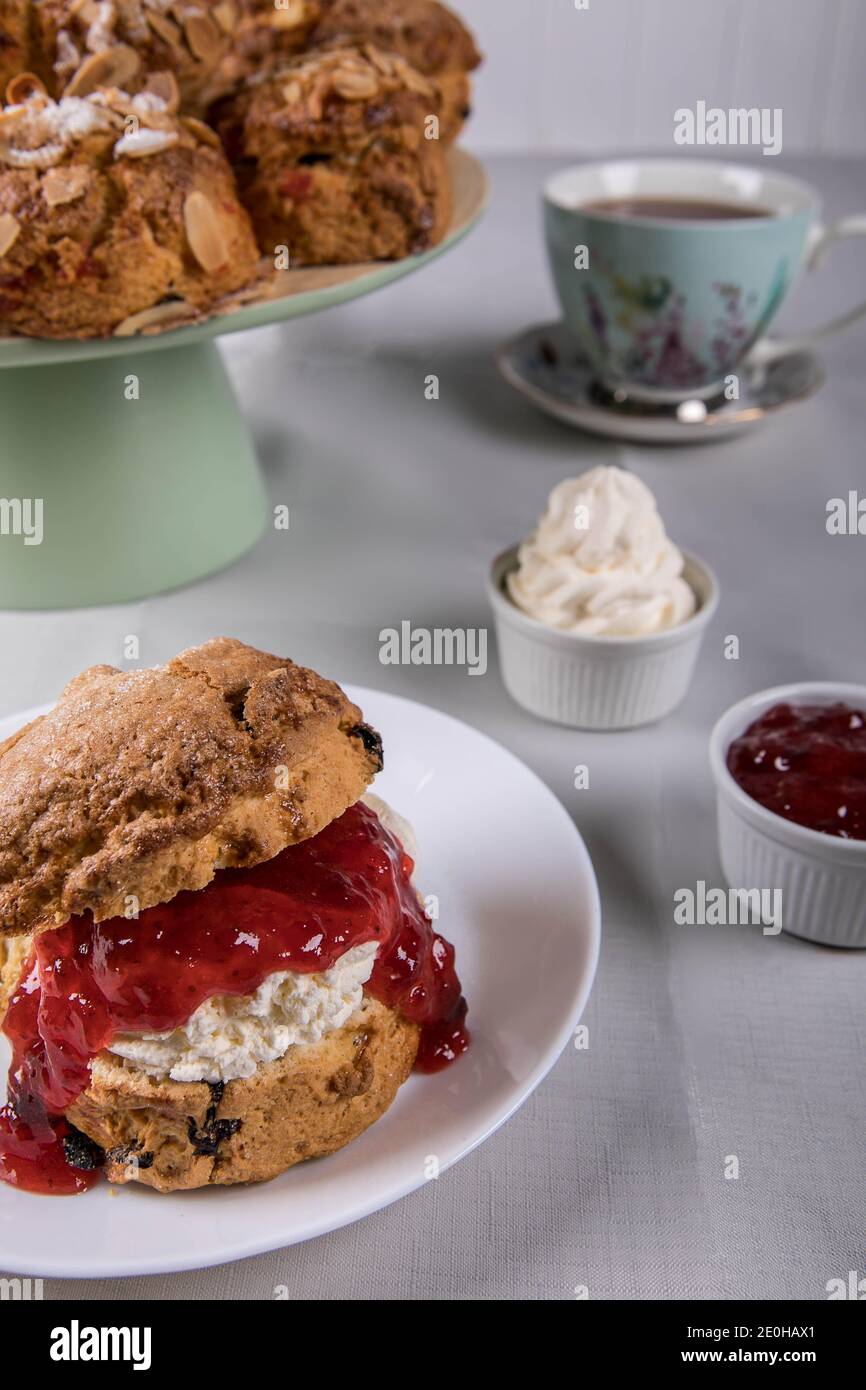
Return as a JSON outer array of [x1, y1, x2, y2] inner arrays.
[[0, 637, 383, 937], [30, 0, 232, 112], [310, 0, 480, 141], [312, 0, 481, 76], [0, 932, 30, 1023], [216, 44, 452, 264], [68, 995, 419, 1190], [0, 84, 259, 338], [209, 0, 326, 104], [0, 0, 31, 99], [430, 66, 471, 144]]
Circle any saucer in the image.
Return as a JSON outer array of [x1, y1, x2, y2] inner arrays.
[[496, 321, 824, 444]]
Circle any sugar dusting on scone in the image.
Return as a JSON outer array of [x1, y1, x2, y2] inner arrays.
[[0, 637, 383, 935]]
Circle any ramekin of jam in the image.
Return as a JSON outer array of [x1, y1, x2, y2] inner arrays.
[[709, 683, 866, 948]]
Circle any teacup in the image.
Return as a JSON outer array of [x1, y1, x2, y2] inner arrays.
[[544, 157, 866, 402]]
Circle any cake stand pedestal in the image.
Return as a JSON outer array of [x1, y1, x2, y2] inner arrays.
[[0, 150, 486, 611], [0, 342, 263, 609]]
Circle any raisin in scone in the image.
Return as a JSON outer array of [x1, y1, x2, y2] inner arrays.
[[0, 638, 468, 1195], [310, 0, 481, 142], [215, 43, 452, 264], [68, 995, 419, 1191], [0, 78, 259, 337]]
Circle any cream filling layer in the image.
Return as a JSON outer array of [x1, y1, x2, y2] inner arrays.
[[108, 796, 414, 1084]]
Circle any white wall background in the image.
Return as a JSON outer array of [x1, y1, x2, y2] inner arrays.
[[457, 0, 866, 155]]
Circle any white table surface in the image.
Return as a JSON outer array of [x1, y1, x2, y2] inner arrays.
[[1, 153, 864, 1301]]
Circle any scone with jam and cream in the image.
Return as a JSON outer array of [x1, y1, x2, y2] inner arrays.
[[0, 638, 468, 1194]]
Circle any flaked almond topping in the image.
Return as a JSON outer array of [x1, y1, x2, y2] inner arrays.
[[0, 211, 20, 256], [306, 84, 325, 122], [130, 104, 177, 130], [65, 43, 140, 97], [41, 164, 91, 205], [281, 80, 302, 106], [113, 297, 195, 336], [271, 0, 306, 30], [365, 46, 395, 76], [114, 125, 178, 156], [114, 0, 150, 44], [6, 73, 48, 106], [212, 1, 237, 34], [181, 114, 221, 150], [391, 56, 433, 96], [82, 0, 119, 53], [183, 12, 222, 63], [90, 85, 154, 115], [146, 9, 183, 48], [183, 189, 229, 272], [143, 70, 180, 112], [331, 67, 380, 101]]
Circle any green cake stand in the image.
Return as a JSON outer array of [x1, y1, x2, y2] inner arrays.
[[0, 150, 487, 610]]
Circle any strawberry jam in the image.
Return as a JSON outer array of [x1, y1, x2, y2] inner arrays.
[[727, 701, 866, 839], [0, 802, 469, 1195]]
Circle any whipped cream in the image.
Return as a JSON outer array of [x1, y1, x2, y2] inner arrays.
[[507, 466, 696, 637], [107, 795, 415, 1084], [109, 940, 379, 1084]]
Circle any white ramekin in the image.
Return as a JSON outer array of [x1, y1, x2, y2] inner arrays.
[[709, 682, 866, 948], [487, 546, 718, 730]]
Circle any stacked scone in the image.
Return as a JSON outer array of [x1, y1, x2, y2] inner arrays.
[[0, 75, 259, 337], [0, 0, 481, 337], [214, 43, 452, 264], [0, 638, 468, 1194]]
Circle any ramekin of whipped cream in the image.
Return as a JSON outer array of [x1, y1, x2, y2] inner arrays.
[[487, 466, 718, 729]]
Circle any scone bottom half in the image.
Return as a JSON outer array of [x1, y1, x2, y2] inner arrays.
[[0, 639, 469, 1195]]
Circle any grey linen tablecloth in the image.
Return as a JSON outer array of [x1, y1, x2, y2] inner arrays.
[[0, 153, 863, 1301]]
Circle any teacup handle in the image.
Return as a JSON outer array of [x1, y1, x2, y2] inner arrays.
[[748, 215, 866, 365]]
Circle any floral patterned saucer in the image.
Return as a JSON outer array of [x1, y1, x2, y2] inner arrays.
[[496, 321, 824, 445]]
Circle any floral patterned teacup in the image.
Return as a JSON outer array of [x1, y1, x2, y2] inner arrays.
[[544, 158, 866, 402]]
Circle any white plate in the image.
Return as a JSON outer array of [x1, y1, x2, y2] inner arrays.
[[0, 687, 600, 1278]]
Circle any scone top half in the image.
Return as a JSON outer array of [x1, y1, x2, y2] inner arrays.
[[0, 637, 383, 939]]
